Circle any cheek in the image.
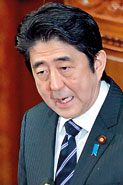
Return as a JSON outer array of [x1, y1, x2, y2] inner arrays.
[[73, 76, 97, 101], [69, 75, 89, 92]]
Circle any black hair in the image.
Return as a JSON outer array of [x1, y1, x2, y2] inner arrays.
[[15, 2, 107, 79]]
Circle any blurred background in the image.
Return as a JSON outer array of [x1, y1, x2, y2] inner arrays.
[[0, 0, 122, 184]]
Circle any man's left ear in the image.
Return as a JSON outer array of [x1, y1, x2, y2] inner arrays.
[[94, 50, 106, 80]]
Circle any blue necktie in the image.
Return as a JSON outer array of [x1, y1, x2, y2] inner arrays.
[[55, 119, 81, 185]]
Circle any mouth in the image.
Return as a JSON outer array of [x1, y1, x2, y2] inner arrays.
[[56, 96, 73, 104]]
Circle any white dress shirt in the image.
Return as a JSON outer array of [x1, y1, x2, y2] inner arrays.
[[54, 80, 110, 179]]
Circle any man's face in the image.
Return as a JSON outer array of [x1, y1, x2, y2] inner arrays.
[[29, 38, 102, 118]]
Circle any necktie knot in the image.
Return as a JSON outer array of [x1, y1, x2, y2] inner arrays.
[[65, 119, 81, 137]]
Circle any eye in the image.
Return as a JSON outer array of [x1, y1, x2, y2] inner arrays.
[[37, 70, 47, 75], [60, 66, 71, 71], [59, 66, 73, 77], [36, 69, 49, 80]]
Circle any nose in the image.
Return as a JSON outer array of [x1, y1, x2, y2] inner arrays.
[[49, 70, 64, 91]]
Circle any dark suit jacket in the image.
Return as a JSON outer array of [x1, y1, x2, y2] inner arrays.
[[18, 78, 123, 185]]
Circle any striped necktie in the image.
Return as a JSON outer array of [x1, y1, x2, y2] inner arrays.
[[55, 119, 81, 185]]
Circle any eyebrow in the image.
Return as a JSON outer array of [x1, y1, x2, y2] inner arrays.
[[32, 56, 72, 69], [53, 56, 71, 62], [32, 61, 44, 69]]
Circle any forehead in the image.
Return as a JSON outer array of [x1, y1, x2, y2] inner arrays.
[[29, 38, 87, 63], [29, 39, 74, 55]]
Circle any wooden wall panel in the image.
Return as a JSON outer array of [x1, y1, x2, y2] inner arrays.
[[105, 48, 123, 90], [106, 59, 123, 90], [0, 1, 21, 185]]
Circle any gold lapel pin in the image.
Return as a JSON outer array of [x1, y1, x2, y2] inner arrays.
[[98, 135, 106, 144]]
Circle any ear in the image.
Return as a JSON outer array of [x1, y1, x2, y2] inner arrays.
[[94, 50, 106, 81]]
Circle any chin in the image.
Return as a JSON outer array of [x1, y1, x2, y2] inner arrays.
[[58, 112, 79, 119]]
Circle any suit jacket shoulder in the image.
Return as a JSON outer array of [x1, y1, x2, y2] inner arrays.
[[18, 102, 58, 185]]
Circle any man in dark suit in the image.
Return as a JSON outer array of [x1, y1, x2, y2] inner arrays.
[[16, 2, 123, 185]]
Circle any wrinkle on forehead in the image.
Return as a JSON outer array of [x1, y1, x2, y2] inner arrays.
[[29, 39, 74, 63]]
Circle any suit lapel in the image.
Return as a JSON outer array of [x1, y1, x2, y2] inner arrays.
[[69, 78, 122, 185], [70, 116, 115, 185]]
